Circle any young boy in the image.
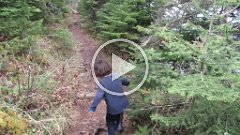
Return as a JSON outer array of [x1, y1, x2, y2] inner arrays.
[[89, 60, 130, 135]]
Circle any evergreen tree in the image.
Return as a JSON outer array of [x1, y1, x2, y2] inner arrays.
[[0, 0, 41, 38], [130, 0, 240, 134], [79, 0, 152, 40], [96, 0, 152, 41], [77, 0, 240, 134], [78, 0, 108, 31], [0, 0, 70, 54], [0, 0, 69, 38]]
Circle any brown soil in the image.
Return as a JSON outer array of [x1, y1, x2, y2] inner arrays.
[[62, 14, 106, 135], [61, 14, 134, 135]]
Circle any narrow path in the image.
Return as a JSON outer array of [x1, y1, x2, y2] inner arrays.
[[64, 14, 107, 135], [69, 15, 106, 65], [63, 14, 133, 135]]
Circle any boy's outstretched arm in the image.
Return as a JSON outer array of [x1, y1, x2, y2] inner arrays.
[[89, 87, 105, 112], [121, 78, 130, 86]]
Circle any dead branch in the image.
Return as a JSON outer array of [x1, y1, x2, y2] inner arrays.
[[220, 5, 240, 17]]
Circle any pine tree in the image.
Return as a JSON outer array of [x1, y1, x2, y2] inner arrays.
[[78, 0, 108, 31], [130, 0, 240, 134], [78, 0, 152, 40], [96, 0, 152, 41], [0, 0, 40, 38], [0, 0, 70, 54]]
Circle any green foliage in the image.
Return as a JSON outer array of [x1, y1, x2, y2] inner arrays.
[[1, 36, 37, 55], [51, 28, 74, 52], [131, 27, 240, 134], [35, 71, 58, 93], [0, 0, 70, 55], [134, 126, 150, 135], [29, 0, 70, 24], [129, 1, 240, 134], [78, 0, 107, 32], [78, 0, 100, 21], [0, 108, 28, 135], [0, 1, 72, 134], [79, 1, 240, 134], [0, 0, 41, 37], [151, 99, 240, 135], [79, 0, 152, 40], [96, 0, 152, 41]]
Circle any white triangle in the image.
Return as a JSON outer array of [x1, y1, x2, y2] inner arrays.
[[112, 53, 136, 81]]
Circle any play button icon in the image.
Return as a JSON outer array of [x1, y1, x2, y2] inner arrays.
[[112, 54, 136, 81], [91, 38, 149, 96]]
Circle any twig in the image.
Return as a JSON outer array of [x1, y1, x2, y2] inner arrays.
[[26, 64, 31, 101], [30, 118, 64, 124], [200, 0, 216, 79], [202, 0, 216, 48], [220, 5, 240, 17], [16, 64, 21, 97], [139, 102, 191, 111], [141, 36, 152, 47], [166, 12, 199, 28]]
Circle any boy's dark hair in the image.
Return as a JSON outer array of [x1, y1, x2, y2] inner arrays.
[[94, 60, 112, 77]]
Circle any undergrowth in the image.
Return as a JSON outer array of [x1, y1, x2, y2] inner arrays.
[[0, 11, 75, 135]]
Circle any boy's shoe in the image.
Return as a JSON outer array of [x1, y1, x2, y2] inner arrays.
[[116, 124, 124, 134], [89, 107, 96, 112]]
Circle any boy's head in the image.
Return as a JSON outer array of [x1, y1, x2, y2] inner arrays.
[[94, 60, 112, 77]]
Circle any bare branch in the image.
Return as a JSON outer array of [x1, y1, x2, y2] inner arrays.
[[220, 5, 240, 17], [202, 0, 216, 48]]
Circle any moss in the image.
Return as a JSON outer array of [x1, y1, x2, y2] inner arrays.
[[0, 109, 28, 135]]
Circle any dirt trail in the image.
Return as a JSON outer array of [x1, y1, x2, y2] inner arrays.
[[62, 14, 133, 135], [63, 14, 107, 135]]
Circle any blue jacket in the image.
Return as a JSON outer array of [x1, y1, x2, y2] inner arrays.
[[90, 75, 130, 114]]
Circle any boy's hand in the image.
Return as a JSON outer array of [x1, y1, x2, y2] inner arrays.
[[121, 78, 130, 86], [89, 107, 96, 112]]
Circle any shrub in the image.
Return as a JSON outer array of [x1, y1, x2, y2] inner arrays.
[[96, 0, 152, 41], [130, 23, 240, 134], [51, 28, 74, 52], [0, 108, 28, 135]]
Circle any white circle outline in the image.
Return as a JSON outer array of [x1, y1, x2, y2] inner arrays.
[[91, 38, 149, 96]]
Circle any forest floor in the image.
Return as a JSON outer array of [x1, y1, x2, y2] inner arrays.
[[61, 14, 133, 135]]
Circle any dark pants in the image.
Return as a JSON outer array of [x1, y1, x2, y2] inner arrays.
[[106, 113, 124, 135]]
